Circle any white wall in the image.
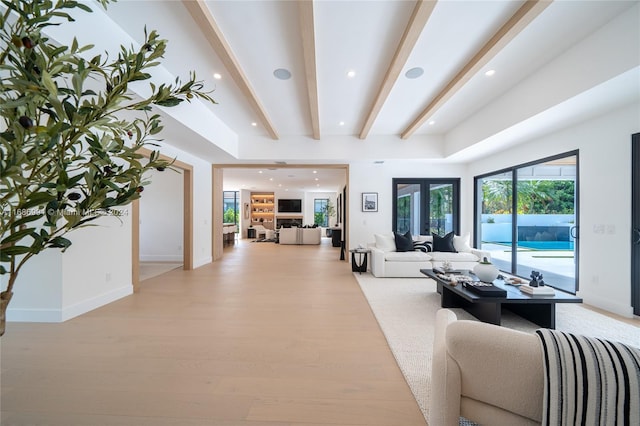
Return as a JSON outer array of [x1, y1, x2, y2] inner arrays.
[[348, 161, 467, 250], [6, 210, 133, 322], [140, 168, 184, 262], [466, 102, 640, 317], [4, 250, 63, 322], [61, 210, 133, 320], [155, 142, 213, 268], [6, 140, 214, 323]]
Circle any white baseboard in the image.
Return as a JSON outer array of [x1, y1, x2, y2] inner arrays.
[[140, 255, 183, 262], [579, 294, 634, 318], [7, 285, 133, 323], [61, 285, 133, 321]]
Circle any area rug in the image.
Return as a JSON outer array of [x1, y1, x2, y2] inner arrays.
[[353, 273, 640, 424]]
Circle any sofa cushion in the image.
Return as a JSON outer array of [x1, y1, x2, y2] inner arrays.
[[374, 233, 396, 252], [394, 231, 413, 252], [384, 251, 432, 262], [453, 233, 472, 253], [432, 231, 457, 252], [430, 251, 479, 262]]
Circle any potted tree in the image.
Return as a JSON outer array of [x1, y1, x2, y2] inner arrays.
[[0, 0, 216, 335]]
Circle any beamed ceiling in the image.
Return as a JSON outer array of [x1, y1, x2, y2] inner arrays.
[[38, 0, 640, 189]]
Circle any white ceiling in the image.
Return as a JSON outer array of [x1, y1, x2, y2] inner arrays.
[[47, 1, 640, 191]]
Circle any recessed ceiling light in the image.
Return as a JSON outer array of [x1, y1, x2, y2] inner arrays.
[[428, 120, 436, 126], [258, 170, 263, 174], [273, 68, 292, 80], [312, 170, 317, 174], [314, 178, 319, 181], [405, 67, 424, 79], [485, 69, 496, 77], [278, 184, 282, 187], [251, 122, 257, 127], [269, 178, 274, 181], [213, 73, 222, 80], [347, 70, 356, 78], [339, 121, 345, 126]]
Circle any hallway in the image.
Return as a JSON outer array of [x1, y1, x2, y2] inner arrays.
[[1, 239, 426, 425]]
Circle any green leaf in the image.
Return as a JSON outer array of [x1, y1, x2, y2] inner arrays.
[[13, 213, 44, 228], [48, 236, 72, 251], [20, 192, 56, 210], [1, 245, 32, 256], [41, 70, 58, 96], [1, 228, 35, 246]]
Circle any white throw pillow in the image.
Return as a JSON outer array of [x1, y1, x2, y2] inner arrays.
[[453, 233, 472, 252], [374, 233, 396, 252]]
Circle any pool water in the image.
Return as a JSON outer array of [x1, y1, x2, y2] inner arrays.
[[517, 241, 574, 250]]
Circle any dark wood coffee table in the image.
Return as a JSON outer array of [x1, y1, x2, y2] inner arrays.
[[420, 269, 582, 329]]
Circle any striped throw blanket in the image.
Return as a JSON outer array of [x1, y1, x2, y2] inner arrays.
[[536, 329, 640, 426]]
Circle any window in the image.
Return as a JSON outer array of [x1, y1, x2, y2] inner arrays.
[[223, 191, 239, 227], [314, 199, 329, 227], [392, 178, 460, 236], [474, 151, 578, 293]]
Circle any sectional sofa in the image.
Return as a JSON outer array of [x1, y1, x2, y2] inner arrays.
[[369, 232, 490, 278], [279, 227, 321, 245]]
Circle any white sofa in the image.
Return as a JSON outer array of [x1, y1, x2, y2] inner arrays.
[[279, 227, 321, 245], [369, 233, 490, 278]]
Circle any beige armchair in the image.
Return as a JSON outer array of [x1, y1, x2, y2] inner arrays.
[[430, 309, 543, 426]]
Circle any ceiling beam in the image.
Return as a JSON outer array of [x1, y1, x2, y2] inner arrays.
[[182, 0, 279, 140], [359, 0, 437, 140], [298, 1, 321, 140], [401, 0, 552, 139]]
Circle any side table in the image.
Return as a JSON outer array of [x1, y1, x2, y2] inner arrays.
[[349, 249, 371, 273]]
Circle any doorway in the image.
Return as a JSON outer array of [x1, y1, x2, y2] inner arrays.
[[132, 151, 194, 292], [632, 133, 639, 315]]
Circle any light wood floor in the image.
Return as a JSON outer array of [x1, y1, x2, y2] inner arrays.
[[0, 239, 427, 425]]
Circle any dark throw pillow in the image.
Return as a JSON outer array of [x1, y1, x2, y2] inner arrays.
[[432, 232, 457, 252], [413, 240, 433, 253], [394, 230, 413, 252]]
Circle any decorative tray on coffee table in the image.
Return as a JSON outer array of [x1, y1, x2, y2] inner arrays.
[[463, 280, 507, 297]]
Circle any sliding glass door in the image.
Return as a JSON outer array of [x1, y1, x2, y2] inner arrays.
[[393, 179, 459, 236], [476, 171, 514, 273], [632, 134, 639, 315], [475, 152, 578, 293]]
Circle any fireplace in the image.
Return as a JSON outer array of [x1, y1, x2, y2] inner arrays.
[[276, 218, 303, 228]]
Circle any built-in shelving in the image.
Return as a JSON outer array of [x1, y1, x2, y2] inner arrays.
[[251, 192, 275, 230]]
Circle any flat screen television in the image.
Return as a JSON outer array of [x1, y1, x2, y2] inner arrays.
[[278, 198, 302, 213]]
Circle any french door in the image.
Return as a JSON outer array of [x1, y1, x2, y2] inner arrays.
[[632, 133, 640, 315], [392, 178, 460, 236]]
